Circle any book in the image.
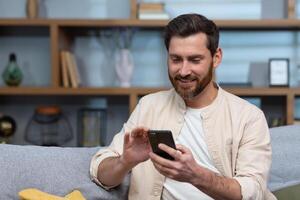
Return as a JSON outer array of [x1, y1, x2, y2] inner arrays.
[[60, 50, 82, 88], [60, 51, 70, 88], [138, 3, 165, 12], [64, 51, 79, 88], [70, 52, 82, 87], [139, 12, 170, 20], [138, 2, 169, 20]]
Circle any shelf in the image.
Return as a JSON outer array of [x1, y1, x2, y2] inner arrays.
[[2, 19, 300, 29], [0, 19, 51, 26], [0, 86, 294, 96], [224, 87, 293, 96], [216, 19, 300, 30], [0, 19, 167, 27], [291, 88, 300, 96], [0, 87, 167, 96]]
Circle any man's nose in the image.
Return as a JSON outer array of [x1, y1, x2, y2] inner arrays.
[[179, 61, 191, 77]]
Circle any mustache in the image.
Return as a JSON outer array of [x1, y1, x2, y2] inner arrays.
[[174, 75, 197, 81]]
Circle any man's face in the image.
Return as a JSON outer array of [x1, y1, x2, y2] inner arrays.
[[168, 33, 216, 100]]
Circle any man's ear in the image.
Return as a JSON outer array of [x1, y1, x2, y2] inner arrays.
[[213, 47, 222, 68]]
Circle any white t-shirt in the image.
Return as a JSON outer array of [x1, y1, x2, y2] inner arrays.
[[163, 107, 220, 200]]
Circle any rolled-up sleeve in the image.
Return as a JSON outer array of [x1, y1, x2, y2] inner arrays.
[[234, 176, 263, 200], [90, 147, 121, 189], [234, 109, 273, 200]]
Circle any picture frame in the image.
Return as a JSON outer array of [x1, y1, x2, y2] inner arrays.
[[269, 58, 289, 87], [77, 108, 107, 147]]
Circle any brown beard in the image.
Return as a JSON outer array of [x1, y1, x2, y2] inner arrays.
[[169, 64, 213, 100]]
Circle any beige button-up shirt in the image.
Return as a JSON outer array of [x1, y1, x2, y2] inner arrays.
[[90, 87, 276, 200]]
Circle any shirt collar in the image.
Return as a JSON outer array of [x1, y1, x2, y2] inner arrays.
[[173, 83, 224, 119], [200, 86, 223, 119]]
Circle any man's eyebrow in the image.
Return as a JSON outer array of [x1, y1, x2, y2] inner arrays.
[[169, 54, 205, 59], [169, 54, 181, 57], [187, 55, 204, 59]]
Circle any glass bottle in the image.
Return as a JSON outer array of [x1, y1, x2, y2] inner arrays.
[[2, 53, 23, 86]]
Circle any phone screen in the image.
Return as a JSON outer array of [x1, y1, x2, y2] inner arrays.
[[148, 130, 176, 160]]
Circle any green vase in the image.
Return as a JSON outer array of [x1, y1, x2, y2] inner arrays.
[[2, 53, 23, 86]]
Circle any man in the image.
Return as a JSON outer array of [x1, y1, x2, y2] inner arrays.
[[90, 14, 276, 200]]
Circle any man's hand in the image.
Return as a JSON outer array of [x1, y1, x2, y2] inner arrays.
[[121, 127, 151, 169], [97, 126, 151, 188], [149, 143, 200, 182], [149, 144, 242, 200]]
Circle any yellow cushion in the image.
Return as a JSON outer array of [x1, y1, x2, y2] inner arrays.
[[19, 188, 86, 200], [65, 190, 86, 200]]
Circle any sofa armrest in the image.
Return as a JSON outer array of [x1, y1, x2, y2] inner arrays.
[[268, 125, 300, 191], [273, 184, 300, 200]]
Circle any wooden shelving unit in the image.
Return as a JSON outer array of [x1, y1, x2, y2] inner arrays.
[[0, 0, 299, 128]]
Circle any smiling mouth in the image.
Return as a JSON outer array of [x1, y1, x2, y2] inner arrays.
[[177, 79, 196, 88]]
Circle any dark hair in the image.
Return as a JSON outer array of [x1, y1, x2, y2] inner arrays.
[[164, 13, 219, 56]]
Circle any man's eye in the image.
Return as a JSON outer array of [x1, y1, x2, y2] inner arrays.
[[172, 58, 181, 63], [191, 60, 200, 64]]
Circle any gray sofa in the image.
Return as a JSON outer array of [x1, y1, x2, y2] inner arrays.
[[0, 125, 300, 200]]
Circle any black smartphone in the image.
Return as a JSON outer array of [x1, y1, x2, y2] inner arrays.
[[148, 130, 176, 160]]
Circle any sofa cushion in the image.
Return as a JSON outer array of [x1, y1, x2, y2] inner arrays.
[[0, 144, 129, 200], [268, 125, 300, 191]]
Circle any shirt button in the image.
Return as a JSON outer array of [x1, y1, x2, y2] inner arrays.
[[178, 118, 182, 123], [153, 187, 160, 196]]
